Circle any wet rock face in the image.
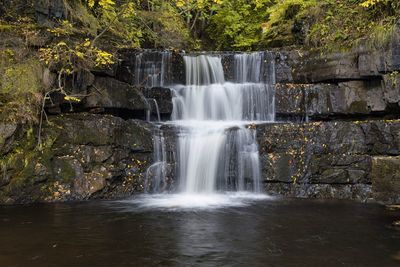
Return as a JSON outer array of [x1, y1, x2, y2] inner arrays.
[[267, 25, 400, 203], [112, 45, 400, 203], [275, 79, 398, 119], [274, 23, 400, 121], [35, 0, 66, 26], [221, 54, 235, 81], [276, 30, 400, 85], [265, 183, 372, 202], [0, 114, 154, 204], [258, 120, 400, 202], [293, 51, 362, 83], [0, 124, 18, 155], [383, 73, 400, 106], [50, 114, 153, 151], [116, 49, 185, 86], [45, 73, 149, 119]]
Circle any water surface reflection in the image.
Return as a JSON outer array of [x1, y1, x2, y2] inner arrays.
[[0, 197, 399, 267]]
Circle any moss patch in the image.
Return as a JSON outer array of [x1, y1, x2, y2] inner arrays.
[[0, 53, 43, 123]]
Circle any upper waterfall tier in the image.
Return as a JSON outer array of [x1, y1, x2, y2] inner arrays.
[[119, 50, 276, 88], [172, 52, 275, 121]]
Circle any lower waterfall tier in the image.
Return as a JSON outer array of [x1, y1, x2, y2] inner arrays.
[[146, 121, 262, 194]]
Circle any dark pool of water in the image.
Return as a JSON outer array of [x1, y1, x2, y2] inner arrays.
[[0, 196, 399, 267]]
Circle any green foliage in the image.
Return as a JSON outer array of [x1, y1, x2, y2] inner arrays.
[[259, 0, 318, 47], [367, 20, 397, 49], [306, 0, 400, 51], [206, 0, 399, 51], [173, 0, 223, 37], [136, 1, 191, 49], [89, 1, 142, 48], [208, 0, 271, 50], [47, 1, 141, 48], [264, 0, 317, 30], [2, 0, 400, 52]]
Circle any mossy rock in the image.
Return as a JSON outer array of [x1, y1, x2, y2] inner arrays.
[[372, 156, 400, 204]]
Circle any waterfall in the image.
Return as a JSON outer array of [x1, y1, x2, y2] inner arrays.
[[148, 52, 274, 194], [145, 126, 167, 192], [145, 98, 161, 122], [142, 51, 275, 197]]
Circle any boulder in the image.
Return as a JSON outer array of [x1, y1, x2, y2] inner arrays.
[[275, 83, 305, 116], [337, 80, 385, 113], [66, 69, 95, 96], [362, 121, 400, 155], [83, 76, 148, 113], [358, 23, 400, 75], [274, 51, 297, 83], [372, 156, 400, 203], [257, 121, 373, 156], [262, 153, 294, 183], [306, 83, 335, 116], [50, 114, 152, 151]]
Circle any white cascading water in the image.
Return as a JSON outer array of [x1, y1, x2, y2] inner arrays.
[[172, 52, 274, 194], [139, 52, 275, 209], [184, 55, 225, 85]]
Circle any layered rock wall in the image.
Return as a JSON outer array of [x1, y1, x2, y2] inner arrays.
[[257, 121, 400, 203], [265, 25, 400, 203]]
